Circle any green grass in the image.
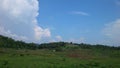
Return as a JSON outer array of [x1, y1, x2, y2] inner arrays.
[[0, 48, 120, 68]]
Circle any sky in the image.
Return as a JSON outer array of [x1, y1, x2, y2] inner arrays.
[[0, 0, 120, 46]]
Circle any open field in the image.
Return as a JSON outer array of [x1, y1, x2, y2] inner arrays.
[[0, 48, 120, 68]]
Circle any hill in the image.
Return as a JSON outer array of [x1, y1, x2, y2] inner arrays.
[[0, 35, 120, 68], [0, 35, 119, 50]]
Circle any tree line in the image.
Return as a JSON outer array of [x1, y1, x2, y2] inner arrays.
[[0, 35, 120, 50]]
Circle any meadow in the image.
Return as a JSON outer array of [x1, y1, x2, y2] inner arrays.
[[0, 35, 120, 68], [0, 47, 120, 68]]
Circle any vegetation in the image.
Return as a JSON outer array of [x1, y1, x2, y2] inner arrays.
[[0, 35, 37, 50], [0, 35, 120, 68], [0, 35, 119, 50]]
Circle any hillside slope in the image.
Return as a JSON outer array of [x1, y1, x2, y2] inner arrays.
[[0, 35, 120, 68]]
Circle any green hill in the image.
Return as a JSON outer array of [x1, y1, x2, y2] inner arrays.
[[0, 35, 120, 68]]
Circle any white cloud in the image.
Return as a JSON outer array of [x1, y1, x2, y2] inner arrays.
[[0, 26, 28, 41], [103, 19, 120, 45], [34, 25, 51, 40], [0, 0, 51, 43], [49, 35, 63, 42], [70, 11, 89, 16], [55, 35, 62, 41]]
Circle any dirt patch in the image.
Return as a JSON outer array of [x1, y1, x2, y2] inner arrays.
[[67, 53, 93, 59]]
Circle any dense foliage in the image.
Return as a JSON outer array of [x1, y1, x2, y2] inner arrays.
[[0, 35, 37, 49], [0, 35, 120, 50]]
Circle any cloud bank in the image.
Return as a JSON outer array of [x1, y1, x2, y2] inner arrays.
[[0, 0, 51, 43], [103, 19, 120, 45]]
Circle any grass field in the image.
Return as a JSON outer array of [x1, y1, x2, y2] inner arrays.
[[0, 48, 120, 68]]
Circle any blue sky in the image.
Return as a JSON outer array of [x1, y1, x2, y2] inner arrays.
[[37, 0, 120, 46], [0, 0, 120, 46]]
